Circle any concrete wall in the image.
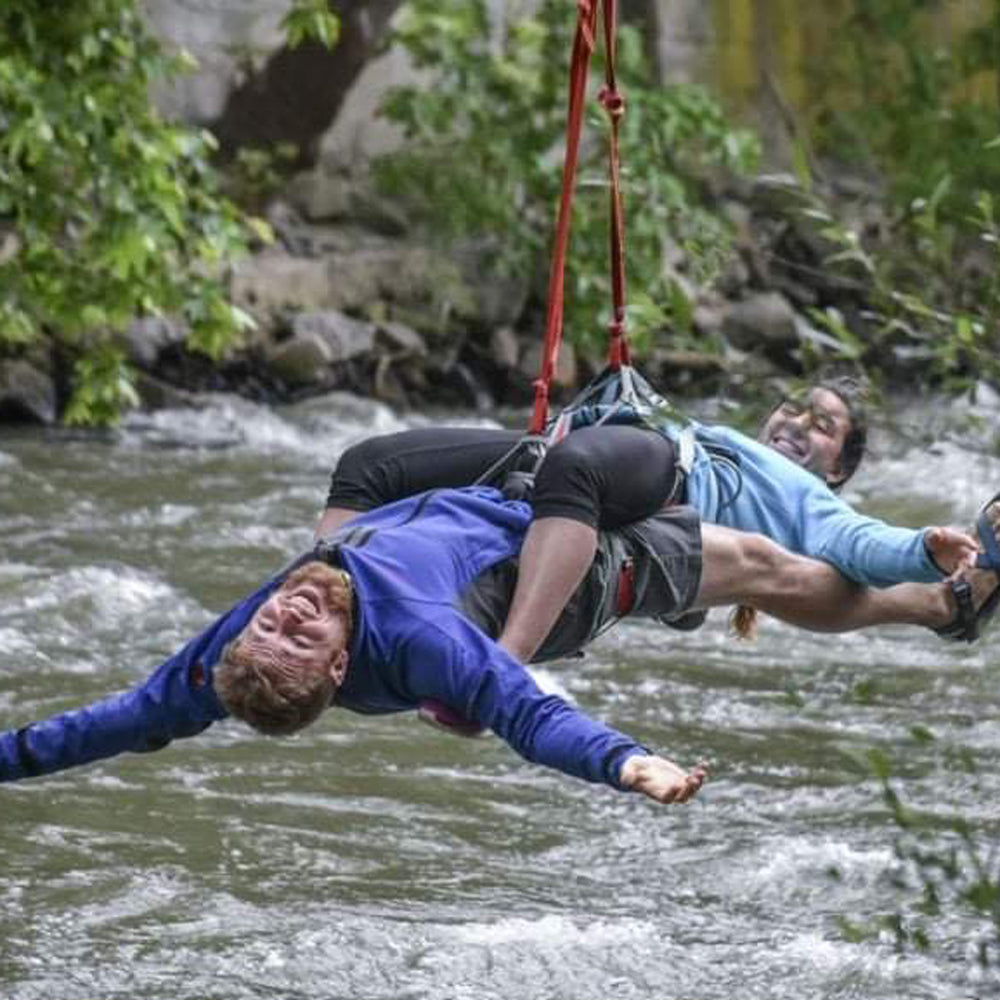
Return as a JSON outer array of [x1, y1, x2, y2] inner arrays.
[[145, 0, 291, 123]]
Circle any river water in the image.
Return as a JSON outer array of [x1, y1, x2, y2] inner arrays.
[[1, 389, 999, 1000]]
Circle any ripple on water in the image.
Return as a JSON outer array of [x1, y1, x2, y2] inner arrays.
[[2, 401, 999, 1000]]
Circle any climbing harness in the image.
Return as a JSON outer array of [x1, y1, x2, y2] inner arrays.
[[477, 0, 680, 495]]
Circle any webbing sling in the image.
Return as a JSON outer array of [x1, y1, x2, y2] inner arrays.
[[529, 0, 631, 437]]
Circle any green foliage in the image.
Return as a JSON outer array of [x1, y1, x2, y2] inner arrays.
[[839, 741, 1000, 983], [810, 2, 1000, 218], [797, 186, 1000, 390], [282, 0, 341, 50], [226, 143, 301, 213], [63, 345, 139, 426], [375, 0, 758, 357], [799, 2, 1000, 390], [0, 0, 259, 424]]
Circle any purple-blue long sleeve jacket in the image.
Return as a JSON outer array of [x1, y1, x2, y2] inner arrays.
[[0, 488, 645, 789]]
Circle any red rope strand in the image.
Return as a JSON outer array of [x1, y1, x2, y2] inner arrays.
[[529, 0, 630, 433]]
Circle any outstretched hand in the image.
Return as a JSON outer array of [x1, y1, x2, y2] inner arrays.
[[925, 527, 979, 576], [620, 754, 708, 805]]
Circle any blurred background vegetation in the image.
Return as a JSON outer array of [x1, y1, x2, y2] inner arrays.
[[1, 0, 998, 418]]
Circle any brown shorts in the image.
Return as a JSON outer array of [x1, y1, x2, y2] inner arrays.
[[459, 505, 704, 662]]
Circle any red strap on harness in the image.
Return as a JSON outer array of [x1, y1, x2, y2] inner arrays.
[[616, 556, 635, 617], [528, 0, 630, 435]]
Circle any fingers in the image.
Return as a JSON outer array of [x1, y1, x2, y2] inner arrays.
[[674, 762, 709, 803], [625, 755, 710, 805], [927, 527, 979, 575]]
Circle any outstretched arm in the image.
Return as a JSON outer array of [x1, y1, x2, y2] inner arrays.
[[696, 523, 955, 633], [0, 583, 274, 783], [0, 655, 225, 782], [621, 755, 707, 804], [401, 613, 707, 804]]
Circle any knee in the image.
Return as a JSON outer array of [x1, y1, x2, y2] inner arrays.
[[326, 434, 396, 509], [531, 437, 602, 525]]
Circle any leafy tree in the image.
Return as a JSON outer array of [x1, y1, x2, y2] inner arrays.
[[0, 0, 338, 425]]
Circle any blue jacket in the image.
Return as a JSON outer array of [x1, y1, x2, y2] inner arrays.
[[0, 488, 646, 789], [684, 425, 940, 587]]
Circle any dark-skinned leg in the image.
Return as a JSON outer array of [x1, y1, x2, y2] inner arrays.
[[696, 524, 953, 631], [499, 426, 679, 661]]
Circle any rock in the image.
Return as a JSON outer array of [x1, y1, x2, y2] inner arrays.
[[376, 319, 427, 357], [287, 168, 409, 235], [286, 169, 354, 223], [373, 354, 409, 407], [265, 330, 334, 386], [232, 251, 337, 315], [490, 326, 520, 370], [692, 301, 726, 337], [233, 235, 481, 345], [793, 313, 855, 356], [652, 349, 728, 375], [750, 173, 812, 215], [134, 371, 205, 411], [721, 292, 798, 352], [291, 310, 376, 362], [327, 244, 475, 328], [519, 340, 577, 388], [120, 315, 187, 368], [454, 239, 532, 328], [0, 360, 56, 424]]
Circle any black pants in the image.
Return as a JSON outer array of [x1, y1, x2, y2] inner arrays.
[[326, 424, 679, 529]]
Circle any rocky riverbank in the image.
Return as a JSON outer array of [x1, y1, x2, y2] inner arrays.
[[0, 168, 932, 425]]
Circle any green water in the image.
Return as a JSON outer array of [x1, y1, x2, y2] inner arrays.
[[1, 395, 999, 999]]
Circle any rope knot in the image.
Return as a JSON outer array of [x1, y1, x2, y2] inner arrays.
[[598, 85, 625, 119]]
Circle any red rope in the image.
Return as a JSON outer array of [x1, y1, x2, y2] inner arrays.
[[529, 0, 599, 435], [529, 0, 629, 434], [599, 0, 630, 370]]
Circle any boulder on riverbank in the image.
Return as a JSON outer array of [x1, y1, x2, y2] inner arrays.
[[0, 169, 955, 426]]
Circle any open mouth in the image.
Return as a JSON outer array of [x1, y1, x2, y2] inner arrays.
[[769, 433, 806, 462], [287, 585, 323, 616]]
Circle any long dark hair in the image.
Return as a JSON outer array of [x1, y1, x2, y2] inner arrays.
[[818, 374, 869, 488]]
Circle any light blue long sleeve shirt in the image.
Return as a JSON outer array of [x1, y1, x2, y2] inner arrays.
[[683, 424, 940, 587]]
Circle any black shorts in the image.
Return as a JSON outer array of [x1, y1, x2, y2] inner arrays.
[[459, 505, 703, 662], [327, 424, 680, 529]]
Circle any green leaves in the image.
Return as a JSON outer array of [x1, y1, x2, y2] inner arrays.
[[64, 345, 140, 426], [282, 0, 340, 50], [799, 2, 1000, 391], [0, 0, 260, 424], [375, 0, 758, 358]]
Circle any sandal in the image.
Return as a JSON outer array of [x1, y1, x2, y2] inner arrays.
[[935, 489, 1000, 643]]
